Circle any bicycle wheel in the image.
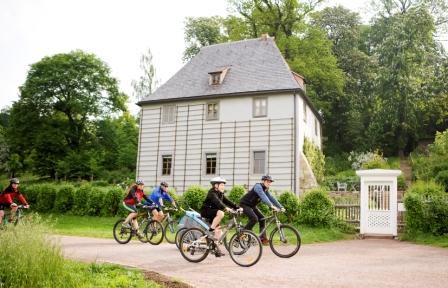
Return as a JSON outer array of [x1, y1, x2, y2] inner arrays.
[[179, 228, 210, 263], [138, 218, 149, 243], [228, 230, 262, 267], [175, 227, 188, 249], [113, 219, 132, 244], [164, 220, 179, 244], [145, 220, 164, 245], [269, 224, 301, 258]]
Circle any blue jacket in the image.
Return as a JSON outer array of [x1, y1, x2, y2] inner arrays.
[[240, 183, 283, 208], [150, 186, 174, 208]]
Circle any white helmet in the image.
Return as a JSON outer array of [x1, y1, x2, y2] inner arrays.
[[210, 176, 226, 185]]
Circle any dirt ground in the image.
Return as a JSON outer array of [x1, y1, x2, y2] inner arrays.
[[59, 236, 448, 288]]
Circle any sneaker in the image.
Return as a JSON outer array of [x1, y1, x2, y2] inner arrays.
[[137, 232, 145, 239], [213, 245, 226, 257], [122, 223, 131, 229], [260, 238, 269, 246]]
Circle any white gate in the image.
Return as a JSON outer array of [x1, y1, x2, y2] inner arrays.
[[356, 169, 401, 237]]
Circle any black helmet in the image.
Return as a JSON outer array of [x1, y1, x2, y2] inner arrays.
[[210, 176, 226, 185], [160, 181, 169, 187], [10, 178, 20, 184], [261, 175, 274, 182]]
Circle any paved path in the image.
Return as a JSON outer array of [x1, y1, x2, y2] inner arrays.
[[59, 236, 448, 288]]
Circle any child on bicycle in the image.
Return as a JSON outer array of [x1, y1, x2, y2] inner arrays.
[[149, 181, 177, 222], [0, 178, 29, 224], [122, 179, 154, 237], [240, 175, 284, 245], [200, 176, 239, 257]]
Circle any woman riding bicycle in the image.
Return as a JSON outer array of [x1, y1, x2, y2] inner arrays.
[[0, 178, 29, 224], [122, 179, 154, 237], [200, 176, 239, 257], [240, 175, 284, 245]]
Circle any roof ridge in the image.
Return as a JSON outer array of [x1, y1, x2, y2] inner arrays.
[[200, 37, 274, 50]]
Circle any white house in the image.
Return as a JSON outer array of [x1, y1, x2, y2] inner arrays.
[[137, 36, 322, 194]]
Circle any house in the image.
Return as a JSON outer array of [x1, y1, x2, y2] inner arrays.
[[137, 36, 322, 194]]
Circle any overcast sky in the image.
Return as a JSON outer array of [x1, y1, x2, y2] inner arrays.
[[0, 0, 370, 113]]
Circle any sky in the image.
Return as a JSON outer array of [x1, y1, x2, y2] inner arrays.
[[0, 0, 370, 114]]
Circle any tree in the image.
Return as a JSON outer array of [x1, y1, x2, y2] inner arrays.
[[132, 48, 159, 101], [9, 50, 127, 178]]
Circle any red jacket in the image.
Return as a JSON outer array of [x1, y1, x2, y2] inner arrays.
[[0, 186, 28, 206], [123, 186, 151, 206]]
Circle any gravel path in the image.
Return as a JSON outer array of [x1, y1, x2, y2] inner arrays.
[[59, 236, 448, 288]]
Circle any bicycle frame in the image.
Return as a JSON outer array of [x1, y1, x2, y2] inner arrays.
[[257, 211, 285, 240]]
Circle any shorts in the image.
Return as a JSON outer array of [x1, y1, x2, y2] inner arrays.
[[122, 202, 138, 213], [201, 208, 219, 223]]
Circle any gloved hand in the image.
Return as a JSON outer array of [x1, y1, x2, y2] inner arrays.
[[271, 206, 280, 212], [280, 207, 286, 213]]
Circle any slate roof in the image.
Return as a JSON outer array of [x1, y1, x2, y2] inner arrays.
[[138, 37, 302, 104]]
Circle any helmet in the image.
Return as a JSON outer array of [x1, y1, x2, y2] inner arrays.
[[160, 181, 169, 187], [10, 178, 20, 184], [261, 175, 274, 182], [136, 179, 145, 185], [210, 176, 226, 185]]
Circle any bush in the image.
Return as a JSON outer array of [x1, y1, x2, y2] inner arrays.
[[101, 187, 125, 216], [435, 170, 448, 191], [397, 174, 407, 191], [324, 154, 351, 176], [228, 185, 246, 204], [182, 185, 207, 212], [86, 187, 106, 216], [278, 191, 300, 222], [299, 188, 335, 227], [72, 184, 92, 215], [348, 150, 388, 170], [407, 180, 445, 197], [53, 184, 75, 213], [29, 183, 57, 212], [303, 138, 325, 183]]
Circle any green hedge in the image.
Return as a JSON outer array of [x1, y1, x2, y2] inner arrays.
[[404, 180, 448, 235], [299, 188, 335, 227], [182, 185, 207, 212]]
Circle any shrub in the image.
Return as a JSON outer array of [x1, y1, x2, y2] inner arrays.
[[435, 170, 448, 191], [228, 185, 246, 204], [101, 187, 124, 216], [407, 180, 445, 197], [182, 185, 207, 212], [324, 154, 351, 176], [303, 138, 325, 183], [278, 191, 300, 222], [349, 150, 388, 170], [31, 183, 57, 212], [397, 174, 407, 191], [53, 184, 75, 213], [72, 184, 92, 215], [299, 188, 335, 227], [86, 187, 106, 216]]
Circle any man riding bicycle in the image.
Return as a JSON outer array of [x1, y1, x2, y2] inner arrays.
[[200, 176, 239, 257], [240, 175, 284, 245], [122, 179, 154, 237], [149, 181, 177, 222], [0, 178, 29, 224]]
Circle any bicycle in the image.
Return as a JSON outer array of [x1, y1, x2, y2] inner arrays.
[[1, 205, 27, 227], [179, 209, 262, 267], [113, 204, 163, 245], [251, 210, 301, 258], [157, 206, 181, 244]]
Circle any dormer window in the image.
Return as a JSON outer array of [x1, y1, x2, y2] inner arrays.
[[208, 67, 230, 85]]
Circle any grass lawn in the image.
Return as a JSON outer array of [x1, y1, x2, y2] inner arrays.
[[44, 213, 356, 244], [400, 232, 448, 248]]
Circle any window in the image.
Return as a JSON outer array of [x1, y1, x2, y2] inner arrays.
[[210, 73, 221, 85], [206, 103, 219, 120], [303, 101, 307, 123], [162, 155, 172, 176], [253, 151, 265, 174], [162, 105, 176, 124], [206, 153, 217, 175], [253, 98, 267, 117]]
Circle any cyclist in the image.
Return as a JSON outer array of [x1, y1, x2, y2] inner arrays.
[[240, 175, 285, 245], [0, 178, 29, 224], [149, 181, 177, 222], [200, 176, 239, 257], [122, 179, 154, 237]]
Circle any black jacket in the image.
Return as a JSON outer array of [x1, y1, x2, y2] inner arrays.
[[240, 183, 269, 207], [201, 188, 238, 212]]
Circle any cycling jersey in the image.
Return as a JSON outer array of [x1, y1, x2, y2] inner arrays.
[[0, 186, 28, 207], [150, 186, 173, 208], [123, 186, 152, 206]]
